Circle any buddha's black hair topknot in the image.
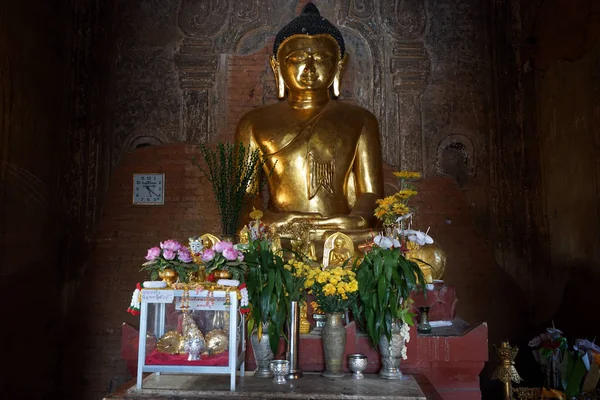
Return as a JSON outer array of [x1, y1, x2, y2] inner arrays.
[[273, 2, 345, 59]]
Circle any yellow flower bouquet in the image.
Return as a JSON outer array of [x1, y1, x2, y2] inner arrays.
[[374, 171, 421, 226], [305, 267, 359, 313]]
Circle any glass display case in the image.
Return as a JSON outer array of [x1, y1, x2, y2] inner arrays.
[[136, 289, 245, 390]]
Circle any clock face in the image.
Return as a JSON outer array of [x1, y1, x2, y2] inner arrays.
[[133, 173, 164, 205]]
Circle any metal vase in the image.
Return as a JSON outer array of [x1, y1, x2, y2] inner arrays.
[[321, 312, 346, 378], [378, 322, 404, 379], [250, 322, 274, 378], [286, 300, 303, 379]]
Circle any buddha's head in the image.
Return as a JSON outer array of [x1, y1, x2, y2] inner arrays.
[[270, 3, 348, 98], [334, 237, 345, 249]]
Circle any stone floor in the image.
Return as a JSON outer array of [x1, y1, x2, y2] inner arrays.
[[105, 372, 443, 400]]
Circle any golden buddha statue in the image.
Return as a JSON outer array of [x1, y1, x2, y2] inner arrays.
[[235, 3, 383, 248], [323, 232, 354, 269]]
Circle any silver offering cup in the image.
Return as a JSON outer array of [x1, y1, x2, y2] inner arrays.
[[348, 354, 368, 379], [270, 360, 290, 384]]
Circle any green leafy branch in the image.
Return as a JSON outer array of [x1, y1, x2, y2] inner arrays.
[[354, 247, 426, 350], [193, 142, 268, 235]]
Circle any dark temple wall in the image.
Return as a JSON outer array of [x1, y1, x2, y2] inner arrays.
[[0, 0, 113, 398], [491, 0, 600, 337]]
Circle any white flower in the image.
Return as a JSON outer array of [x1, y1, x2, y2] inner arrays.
[[374, 235, 402, 249], [401, 229, 434, 246], [396, 212, 413, 222]]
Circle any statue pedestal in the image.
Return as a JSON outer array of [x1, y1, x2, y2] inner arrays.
[[410, 281, 458, 322]]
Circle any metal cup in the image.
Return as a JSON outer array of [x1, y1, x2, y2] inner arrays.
[[348, 354, 368, 379], [269, 360, 290, 384]]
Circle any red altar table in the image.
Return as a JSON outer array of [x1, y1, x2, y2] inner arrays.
[[122, 318, 487, 400]]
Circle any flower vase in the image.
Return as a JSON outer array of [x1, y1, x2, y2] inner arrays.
[[158, 268, 177, 287], [378, 322, 405, 380], [321, 312, 346, 378], [286, 300, 302, 379], [250, 322, 274, 378]]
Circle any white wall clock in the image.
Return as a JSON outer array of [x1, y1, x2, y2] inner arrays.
[[133, 173, 165, 205]]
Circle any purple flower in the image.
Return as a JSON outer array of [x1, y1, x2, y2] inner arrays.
[[214, 241, 234, 253], [223, 247, 238, 261], [177, 248, 192, 263], [237, 252, 244, 262], [163, 249, 176, 260], [161, 239, 182, 252], [201, 248, 216, 262], [145, 246, 161, 261]]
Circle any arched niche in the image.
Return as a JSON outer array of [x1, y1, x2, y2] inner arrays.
[[434, 134, 475, 186], [123, 134, 166, 153]]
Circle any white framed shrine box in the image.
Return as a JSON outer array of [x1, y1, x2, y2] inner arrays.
[[136, 289, 245, 391]]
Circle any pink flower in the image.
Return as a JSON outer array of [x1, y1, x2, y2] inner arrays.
[[201, 248, 216, 262], [163, 249, 176, 260], [177, 248, 192, 263], [223, 247, 238, 261], [160, 239, 182, 252], [145, 246, 161, 261], [214, 241, 234, 253]]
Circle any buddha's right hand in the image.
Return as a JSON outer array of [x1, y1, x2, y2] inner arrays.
[[261, 210, 324, 229]]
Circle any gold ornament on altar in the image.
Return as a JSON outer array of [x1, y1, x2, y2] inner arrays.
[[204, 329, 229, 355], [492, 341, 523, 400], [234, 2, 384, 246], [323, 232, 355, 269], [271, 220, 317, 262], [405, 240, 447, 282], [156, 330, 184, 354], [158, 268, 177, 286], [200, 233, 220, 250]]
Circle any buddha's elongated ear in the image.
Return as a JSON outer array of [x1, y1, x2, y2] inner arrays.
[[332, 53, 348, 98], [270, 55, 286, 99]]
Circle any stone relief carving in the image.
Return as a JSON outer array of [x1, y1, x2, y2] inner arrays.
[[348, 0, 374, 19], [178, 0, 229, 38], [381, 0, 426, 40], [112, 0, 183, 164]]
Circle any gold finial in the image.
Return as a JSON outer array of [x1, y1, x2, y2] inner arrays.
[[492, 341, 522, 400], [249, 207, 263, 221]]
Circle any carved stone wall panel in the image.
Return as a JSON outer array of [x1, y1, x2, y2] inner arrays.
[[182, 89, 210, 144], [112, 1, 184, 163], [178, 0, 229, 38], [421, 0, 490, 177], [381, 0, 426, 40]]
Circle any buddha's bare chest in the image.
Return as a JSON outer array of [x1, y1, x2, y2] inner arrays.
[[252, 112, 362, 161]]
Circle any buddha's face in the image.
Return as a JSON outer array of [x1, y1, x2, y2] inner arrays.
[[334, 238, 344, 248], [277, 34, 340, 92]]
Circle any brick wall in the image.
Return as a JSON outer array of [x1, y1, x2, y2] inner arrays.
[[67, 144, 220, 399]]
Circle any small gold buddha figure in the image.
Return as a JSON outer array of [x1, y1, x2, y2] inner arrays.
[[235, 3, 383, 243], [238, 226, 250, 244], [299, 302, 311, 334], [323, 232, 354, 269]]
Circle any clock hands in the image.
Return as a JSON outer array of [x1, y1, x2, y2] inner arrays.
[[145, 186, 160, 198]]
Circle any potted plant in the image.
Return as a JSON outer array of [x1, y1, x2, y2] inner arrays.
[[242, 238, 290, 377], [352, 236, 426, 379], [140, 239, 197, 286], [194, 142, 267, 239], [307, 266, 359, 378], [198, 240, 247, 281]]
